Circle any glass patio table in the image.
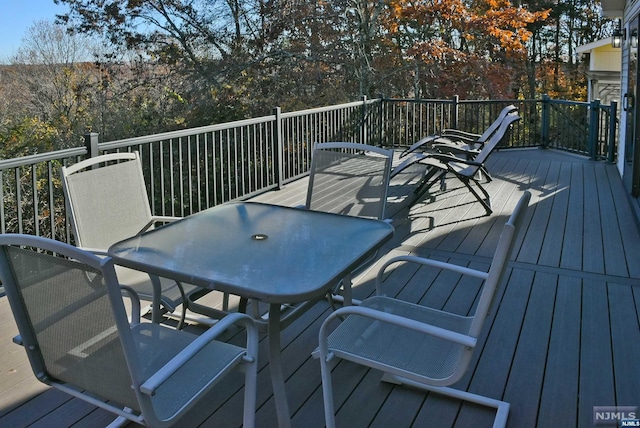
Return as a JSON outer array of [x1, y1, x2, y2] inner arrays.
[[108, 201, 394, 427]]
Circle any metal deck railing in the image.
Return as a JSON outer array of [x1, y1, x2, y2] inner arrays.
[[0, 96, 617, 245]]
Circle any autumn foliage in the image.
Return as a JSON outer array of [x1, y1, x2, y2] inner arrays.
[[0, 0, 613, 156], [383, 0, 549, 98]]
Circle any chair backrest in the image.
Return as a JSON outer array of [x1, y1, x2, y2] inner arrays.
[[475, 105, 517, 143], [306, 142, 393, 220], [472, 112, 521, 165], [469, 191, 531, 337], [0, 234, 140, 412], [61, 152, 153, 249]]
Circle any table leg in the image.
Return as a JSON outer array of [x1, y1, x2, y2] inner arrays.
[[149, 274, 163, 323], [342, 273, 353, 306], [268, 303, 291, 428]]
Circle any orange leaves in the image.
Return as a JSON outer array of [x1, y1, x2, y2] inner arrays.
[[381, 0, 551, 98], [385, 0, 548, 61]]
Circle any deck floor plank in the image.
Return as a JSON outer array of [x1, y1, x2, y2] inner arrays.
[[501, 272, 556, 427], [538, 159, 571, 267], [536, 275, 581, 427], [1, 149, 640, 428], [578, 280, 616, 428], [607, 283, 640, 407], [595, 165, 629, 276], [560, 162, 586, 272], [583, 164, 607, 274]]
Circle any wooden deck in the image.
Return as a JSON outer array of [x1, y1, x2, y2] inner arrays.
[[2, 148, 640, 427]]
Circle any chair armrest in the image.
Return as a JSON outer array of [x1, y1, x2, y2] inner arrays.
[[119, 285, 141, 325], [440, 129, 482, 141], [140, 312, 258, 396], [391, 152, 429, 178], [432, 143, 481, 158], [423, 152, 484, 168], [318, 304, 477, 361], [137, 216, 182, 235], [399, 135, 439, 158], [151, 215, 181, 223], [79, 247, 109, 256], [375, 255, 488, 295]]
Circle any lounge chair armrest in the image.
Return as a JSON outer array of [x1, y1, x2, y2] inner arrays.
[[318, 305, 477, 360], [448, 159, 484, 168], [424, 153, 484, 167], [376, 255, 487, 295], [391, 153, 429, 178], [440, 129, 482, 140], [421, 152, 463, 163], [433, 143, 481, 157], [140, 312, 258, 396], [399, 135, 439, 158]]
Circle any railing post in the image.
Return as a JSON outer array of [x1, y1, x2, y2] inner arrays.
[[84, 133, 99, 159], [541, 94, 550, 148], [360, 95, 368, 145], [378, 94, 385, 147], [588, 99, 600, 160], [452, 95, 459, 130], [608, 100, 618, 163], [274, 107, 285, 190]]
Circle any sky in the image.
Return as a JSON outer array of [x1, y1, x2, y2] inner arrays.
[[0, 0, 69, 62]]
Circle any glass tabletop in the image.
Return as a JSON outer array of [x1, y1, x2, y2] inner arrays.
[[108, 202, 394, 303]]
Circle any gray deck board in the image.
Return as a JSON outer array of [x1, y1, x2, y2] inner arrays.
[[1, 148, 640, 428], [536, 275, 581, 427]]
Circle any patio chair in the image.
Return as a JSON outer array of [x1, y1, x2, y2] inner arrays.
[[308, 142, 394, 304], [392, 112, 521, 215], [61, 151, 223, 328], [317, 191, 531, 428], [305, 142, 393, 221], [0, 234, 258, 428], [399, 104, 517, 159]]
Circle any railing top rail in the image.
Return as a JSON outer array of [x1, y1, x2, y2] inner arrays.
[[0, 147, 87, 171], [548, 99, 591, 107], [99, 114, 278, 151], [279, 98, 380, 119], [456, 98, 537, 104], [384, 98, 453, 104]]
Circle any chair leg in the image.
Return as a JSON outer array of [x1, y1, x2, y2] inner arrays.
[[381, 373, 509, 428], [410, 168, 446, 207], [320, 354, 338, 428], [460, 177, 492, 215]]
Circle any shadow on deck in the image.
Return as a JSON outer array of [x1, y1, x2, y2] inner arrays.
[[1, 148, 640, 427]]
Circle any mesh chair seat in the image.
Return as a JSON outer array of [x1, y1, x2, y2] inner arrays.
[[326, 296, 473, 381], [131, 323, 248, 421]]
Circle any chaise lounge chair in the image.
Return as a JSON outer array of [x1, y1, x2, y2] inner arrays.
[[392, 112, 521, 215], [399, 104, 518, 159]]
